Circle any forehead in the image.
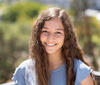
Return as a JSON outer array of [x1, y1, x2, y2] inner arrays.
[[43, 18, 64, 30]]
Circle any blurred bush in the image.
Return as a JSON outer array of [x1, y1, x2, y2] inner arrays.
[[2, 2, 46, 22], [0, 2, 47, 83]]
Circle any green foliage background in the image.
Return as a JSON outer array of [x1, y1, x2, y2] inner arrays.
[[0, 2, 47, 83]]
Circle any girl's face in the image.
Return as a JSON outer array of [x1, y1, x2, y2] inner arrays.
[[40, 18, 64, 55]]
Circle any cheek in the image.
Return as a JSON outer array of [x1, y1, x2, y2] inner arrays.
[[40, 34, 46, 42], [58, 36, 64, 45], [58, 36, 64, 41]]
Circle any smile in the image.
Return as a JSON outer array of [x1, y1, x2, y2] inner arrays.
[[45, 43, 57, 47]]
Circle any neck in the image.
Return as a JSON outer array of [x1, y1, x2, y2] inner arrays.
[[48, 51, 65, 71]]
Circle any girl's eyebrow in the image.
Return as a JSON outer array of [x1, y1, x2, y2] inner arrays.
[[43, 26, 64, 31], [56, 29, 64, 31]]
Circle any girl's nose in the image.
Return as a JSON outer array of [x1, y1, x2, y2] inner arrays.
[[47, 33, 55, 41]]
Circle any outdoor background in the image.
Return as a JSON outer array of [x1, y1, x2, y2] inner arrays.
[[0, 0, 100, 83]]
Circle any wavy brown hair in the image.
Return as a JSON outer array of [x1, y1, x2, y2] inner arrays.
[[29, 7, 89, 85]]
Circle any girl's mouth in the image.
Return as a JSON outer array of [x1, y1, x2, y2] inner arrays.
[[45, 43, 57, 47]]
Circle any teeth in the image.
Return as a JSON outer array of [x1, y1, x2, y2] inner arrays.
[[47, 44, 56, 46]]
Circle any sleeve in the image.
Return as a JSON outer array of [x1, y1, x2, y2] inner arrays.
[[12, 66, 26, 85], [74, 59, 92, 84]]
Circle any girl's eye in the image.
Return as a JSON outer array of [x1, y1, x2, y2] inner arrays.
[[41, 30, 48, 33], [56, 32, 62, 34]]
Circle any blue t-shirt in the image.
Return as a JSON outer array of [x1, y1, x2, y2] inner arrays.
[[12, 58, 92, 85], [49, 62, 66, 85]]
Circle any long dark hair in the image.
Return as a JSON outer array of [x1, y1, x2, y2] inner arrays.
[[29, 7, 89, 85]]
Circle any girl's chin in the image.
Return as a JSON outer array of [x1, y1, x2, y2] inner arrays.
[[46, 51, 55, 54], [46, 50, 56, 55], [46, 48, 60, 55]]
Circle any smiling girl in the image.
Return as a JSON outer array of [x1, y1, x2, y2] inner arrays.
[[12, 7, 95, 85]]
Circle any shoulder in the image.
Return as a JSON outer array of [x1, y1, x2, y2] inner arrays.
[[74, 58, 91, 71], [12, 58, 36, 85], [13, 58, 36, 76], [74, 58, 92, 84], [17, 58, 35, 69]]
